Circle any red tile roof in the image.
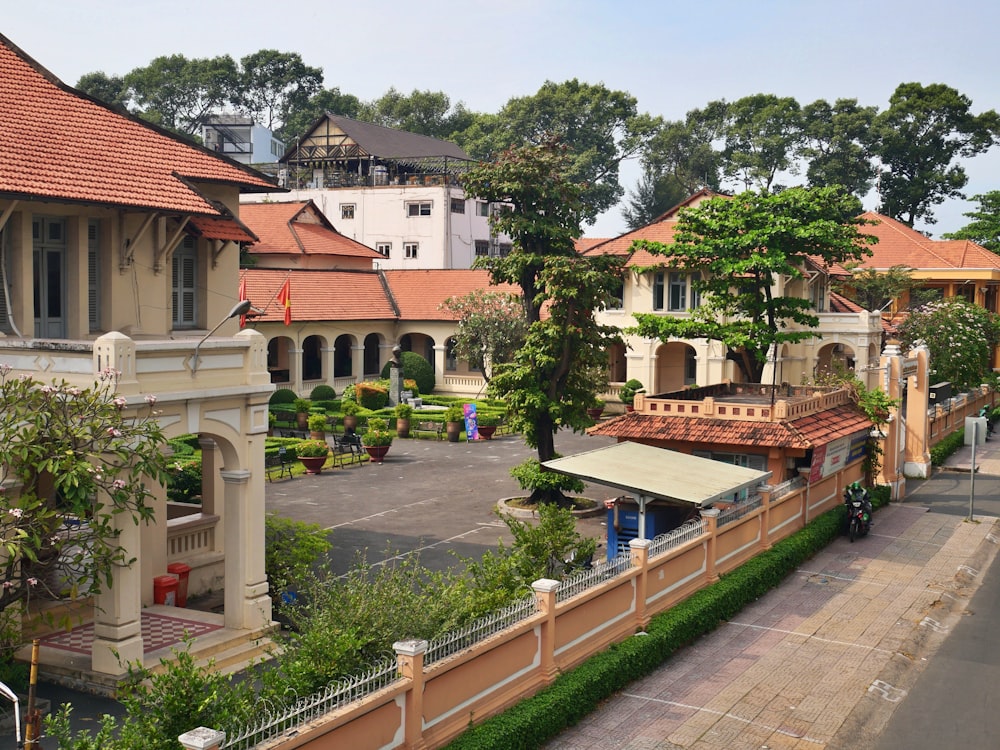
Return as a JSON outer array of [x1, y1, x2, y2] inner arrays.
[[383, 270, 517, 320], [240, 268, 516, 325], [0, 34, 276, 215], [188, 215, 257, 243], [856, 213, 1000, 271], [240, 201, 382, 259], [241, 269, 396, 324], [590, 404, 871, 450], [581, 220, 681, 268]]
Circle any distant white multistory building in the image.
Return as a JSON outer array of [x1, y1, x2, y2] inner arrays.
[[201, 114, 284, 165], [242, 114, 510, 270]]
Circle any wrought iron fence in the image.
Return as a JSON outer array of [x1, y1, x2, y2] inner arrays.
[[648, 517, 707, 557], [717, 495, 763, 527], [556, 554, 634, 603], [425, 593, 537, 665]]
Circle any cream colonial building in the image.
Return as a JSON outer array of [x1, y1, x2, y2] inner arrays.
[[0, 33, 277, 682]]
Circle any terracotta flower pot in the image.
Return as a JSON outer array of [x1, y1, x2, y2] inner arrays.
[[396, 418, 410, 438], [478, 425, 497, 440], [446, 421, 462, 442], [364, 445, 390, 463], [298, 455, 328, 474], [587, 407, 604, 420]]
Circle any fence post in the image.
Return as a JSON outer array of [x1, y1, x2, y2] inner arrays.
[[759, 488, 773, 550], [702, 509, 719, 582], [531, 579, 560, 684], [178, 728, 226, 750], [629, 539, 651, 630], [394, 639, 428, 750]]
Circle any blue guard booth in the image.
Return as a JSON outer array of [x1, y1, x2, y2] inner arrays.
[[543, 442, 772, 562]]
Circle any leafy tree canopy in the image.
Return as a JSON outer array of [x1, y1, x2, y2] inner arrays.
[[832, 263, 922, 312], [801, 98, 879, 197], [631, 187, 876, 382], [439, 290, 528, 383], [279, 87, 363, 142], [75, 71, 130, 110], [463, 141, 627, 500], [873, 82, 1000, 227], [357, 87, 476, 141], [233, 49, 323, 132], [457, 79, 658, 223], [942, 190, 1000, 253], [897, 297, 1000, 391], [0, 368, 169, 628]]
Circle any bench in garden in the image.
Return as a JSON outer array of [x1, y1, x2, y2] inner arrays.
[[413, 421, 444, 440], [265, 447, 294, 482]]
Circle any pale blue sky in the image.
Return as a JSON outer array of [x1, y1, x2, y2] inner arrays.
[[5, 0, 999, 237]]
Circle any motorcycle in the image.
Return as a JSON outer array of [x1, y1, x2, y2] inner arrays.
[[844, 483, 872, 542], [978, 407, 995, 441]]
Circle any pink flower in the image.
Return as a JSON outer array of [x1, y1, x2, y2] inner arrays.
[[2, 581, 12, 590], [144, 394, 157, 406], [107, 427, 122, 437], [27, 578, 37, 587], [7, 508, 22, 519]]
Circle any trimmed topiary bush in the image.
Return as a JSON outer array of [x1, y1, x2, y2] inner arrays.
[[931, 429, 966, 466], [270, 388, 298, 406], [381, 351, 435, 395], [310, 384, 336, 401], [356, 382, 389, 411]]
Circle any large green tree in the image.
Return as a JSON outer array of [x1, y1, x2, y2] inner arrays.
[[942, 190, 1000, 253], [124, 54, 239, 134], [358, 88, 476, 140], [234, 49, 323, 132], [631, 187, 877, 382], [801, 98, 879, 198], [462, 142, 627, 501], [456, 80, 658, 223], [75, 71, 130, 110], [280, 87, 363, 142], [716, 94, 806, 192], [872, 82, 1000, 227]]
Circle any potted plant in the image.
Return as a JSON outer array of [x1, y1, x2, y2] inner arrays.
[[394, 402, 413, 438], [587, 397, 605, 420], [293, 397, 312, 430], [295, 439, 329, 474], [444, 404, 464, 442], [477, 412, 500, 440], [361, 417, 393, 463], [307, 413, 327, 440], [341, 398, 361, 431], [267, 410, 277, 437], [619, 379, 644, 412]]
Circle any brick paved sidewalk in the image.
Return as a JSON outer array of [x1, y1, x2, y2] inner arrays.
[[545, 505, 1000, 750]]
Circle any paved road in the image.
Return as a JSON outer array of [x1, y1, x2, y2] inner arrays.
[[265, 429, 619, 576]]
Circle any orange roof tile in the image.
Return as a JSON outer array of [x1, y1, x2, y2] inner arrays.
[[0, 34, 276, 216], [856, 213, 1000, 271], [590, 404, 870, 450], [241, 269, 396, 324], [383, 270, 517, 320], [581, 219, 681, 267], [574, 237, 612, 254], [188, 215, 257, 243], [240, 201, 381, 259]]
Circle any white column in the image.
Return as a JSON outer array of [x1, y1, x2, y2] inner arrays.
[[220, 467, 271, 630], [92, 488, 143, 674], [432, 344, 447, 388]]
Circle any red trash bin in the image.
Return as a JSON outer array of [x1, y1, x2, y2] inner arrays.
[[153, 574, 179, 606], [167, 562, 192, 608]]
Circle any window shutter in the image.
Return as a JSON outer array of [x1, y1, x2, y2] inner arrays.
[[88, 221, 100, 332]]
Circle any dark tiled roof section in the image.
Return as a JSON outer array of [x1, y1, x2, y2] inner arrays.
[[310, 114, 470, 161], [590, 404, 871, 450], [0, 34, 276, 214]]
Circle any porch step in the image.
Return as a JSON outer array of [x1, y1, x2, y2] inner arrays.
[[24, 619, 278, 698]]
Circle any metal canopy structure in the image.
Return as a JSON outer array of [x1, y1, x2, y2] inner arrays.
[[543, 442, 772, 541]]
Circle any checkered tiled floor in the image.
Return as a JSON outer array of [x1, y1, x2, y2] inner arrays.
[[40, 612, 222, 655]]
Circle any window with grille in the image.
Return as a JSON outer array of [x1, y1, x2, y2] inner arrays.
[[172, 237, 198, 328], [475, 240, 490, 257], [450, 198, 466, 214], [406, 202, 432, 217], [88, 220, 101, 332], [341, 204, 355, 220]]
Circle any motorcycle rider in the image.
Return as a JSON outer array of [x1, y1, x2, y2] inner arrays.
[[843, 481, 872, 534]]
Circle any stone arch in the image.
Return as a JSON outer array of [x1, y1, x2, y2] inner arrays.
[[363, 333, 383, 377], [267, 335, 294, 383], [334, 333, 355, 378], [815, 341, 856, 378], [400, 332, 436, 365], [302, 334, 326, 382], [654, 341, 697, 393], [608, 341, 627, 383]]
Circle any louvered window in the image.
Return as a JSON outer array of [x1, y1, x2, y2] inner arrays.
[[0, 228, 9, 334], [172, 237, 198, 328], [88, 221, 100, 333]]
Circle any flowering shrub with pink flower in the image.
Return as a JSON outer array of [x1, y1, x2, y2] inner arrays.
[[897, 297, 1000, 392], [0, 365, 169, 631]]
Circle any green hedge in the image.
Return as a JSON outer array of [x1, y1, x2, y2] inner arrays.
[[931, 428, 965, 466], [445, 506, 845, 749], [270, 388, 298, 405]]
